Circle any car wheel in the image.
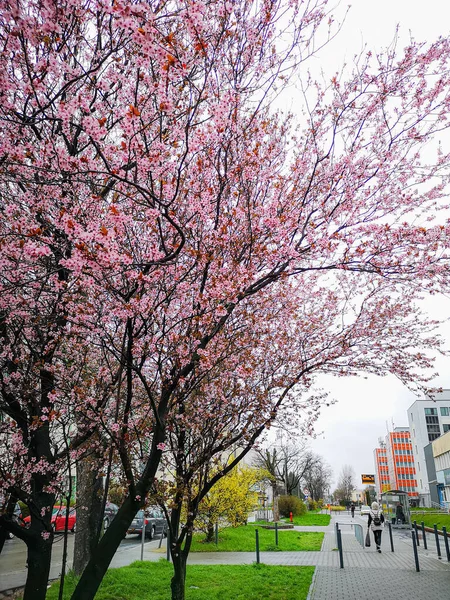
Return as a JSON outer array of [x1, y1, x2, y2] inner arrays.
[[147, 526, 155, 540], [163, 526, 168, 538], [51, 523, 56, 532], [7, 531, 15, 540], [103, 518, 110, 531], [71, 523, 76, 533]]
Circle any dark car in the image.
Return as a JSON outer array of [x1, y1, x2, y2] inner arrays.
[[103, 502, 119, 531], [127, 506, 167, 539]]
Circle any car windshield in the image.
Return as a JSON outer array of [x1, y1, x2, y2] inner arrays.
[[135, 510, 144, 518]]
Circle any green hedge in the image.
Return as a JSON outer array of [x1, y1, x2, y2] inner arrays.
[[278, 496, 307, 517]]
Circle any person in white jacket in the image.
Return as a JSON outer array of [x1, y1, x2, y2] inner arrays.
[[367, 501, 385, 553]]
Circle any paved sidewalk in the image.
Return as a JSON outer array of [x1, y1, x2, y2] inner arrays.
[[308, 512, 450, 599]]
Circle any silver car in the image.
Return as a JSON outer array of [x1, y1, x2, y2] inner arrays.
[[127, 507, 167, 539]]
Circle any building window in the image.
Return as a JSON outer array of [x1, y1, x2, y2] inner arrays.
[[425, 408, 437, 415], [427, 424, 440, 432], [443, 424, 450, 433], [428, 433, 440, 442], [425, 416, 439, 424], [441, 407, 449, 417]]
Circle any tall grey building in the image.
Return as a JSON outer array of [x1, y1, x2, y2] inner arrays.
[[407, 390, 450, 505]]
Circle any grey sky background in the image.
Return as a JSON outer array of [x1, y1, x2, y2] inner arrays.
[[298, 0, 450, 488]]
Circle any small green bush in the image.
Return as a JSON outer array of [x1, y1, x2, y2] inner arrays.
[[278, 495, 307, 517], [307, 499, 318, 512]]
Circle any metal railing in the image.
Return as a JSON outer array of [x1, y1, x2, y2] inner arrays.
[[430, 500, 449, 512], [334, 521, 365, 550], [354, 523, 364, 548]]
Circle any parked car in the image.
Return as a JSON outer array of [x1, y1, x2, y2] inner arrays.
[[360, 504, 371, 516], [104, 502, 119, 530], [52, 506, 76, 532], [127, 507, 167, 539], [23, 505, 76, 532]]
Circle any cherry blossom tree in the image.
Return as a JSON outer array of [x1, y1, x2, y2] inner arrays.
[[2, 1, 450, 600]]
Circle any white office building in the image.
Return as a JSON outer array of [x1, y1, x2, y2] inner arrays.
[[407, 390, 450, 506]]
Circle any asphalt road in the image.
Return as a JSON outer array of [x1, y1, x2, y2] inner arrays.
[[0, 532, 158, 591]]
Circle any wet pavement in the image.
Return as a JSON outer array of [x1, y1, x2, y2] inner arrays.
[[0, 532, 157, 591]]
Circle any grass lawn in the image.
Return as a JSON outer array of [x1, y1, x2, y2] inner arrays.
[[411, 513, 450, 531], [45, 561, 315, 600], [190, 525, 323, 552], [282, 513, 331, 526]]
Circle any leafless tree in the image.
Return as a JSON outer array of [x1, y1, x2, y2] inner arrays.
[[334, 465, 356, 505], [302, 455, 333, 501]]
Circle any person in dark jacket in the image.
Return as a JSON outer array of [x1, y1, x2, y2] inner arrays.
[[395, 503, 405, 525], [367, 501, 385, 552], [350, 503, 355, 518]]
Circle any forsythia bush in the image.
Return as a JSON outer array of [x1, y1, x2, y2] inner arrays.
[[195, 465, 268, 541]]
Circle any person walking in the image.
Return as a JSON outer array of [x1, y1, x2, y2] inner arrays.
[[367, 501, 385, 552], [350, 503, 355, 518]]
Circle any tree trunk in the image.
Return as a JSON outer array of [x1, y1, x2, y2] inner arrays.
[[171, 552, 187, 600], [70, 495, 140, 600], [205, 521, 214, 543], [73, 458, 103, 575], [0, 528, 7, 556], [272, 484, 279, 521], [23, 535, 53, 600]]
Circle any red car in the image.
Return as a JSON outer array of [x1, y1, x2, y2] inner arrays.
[[23, 505, 76, 532]]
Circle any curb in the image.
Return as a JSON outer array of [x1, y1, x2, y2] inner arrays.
[[305, 565, 318, 600]]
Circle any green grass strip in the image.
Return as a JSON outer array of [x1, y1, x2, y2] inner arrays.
[[283, 513, 331, 526], [190, 525, 323, 552], [410, 513, 450, 530], [45, 561, 315, 600]]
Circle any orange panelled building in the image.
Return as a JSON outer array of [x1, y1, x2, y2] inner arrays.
[[374, 447, 390, 493], [374, 428, 419, 499]]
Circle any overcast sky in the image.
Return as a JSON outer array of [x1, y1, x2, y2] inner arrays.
[[299, 0, 450, 488]]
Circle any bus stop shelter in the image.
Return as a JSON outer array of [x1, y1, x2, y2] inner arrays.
[[381, 490, 411, 529]]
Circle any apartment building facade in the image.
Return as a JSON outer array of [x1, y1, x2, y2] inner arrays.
[[386, 427, 419, 500], [373, 427, 418, 501], [407, 391, 450, 504], [374, 444, 390, 496]]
